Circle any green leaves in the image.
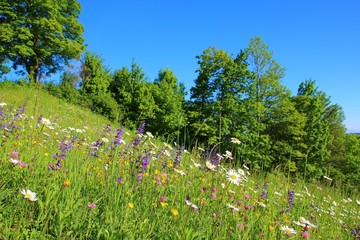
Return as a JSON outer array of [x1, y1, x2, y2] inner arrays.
[[0, 0, 85, 82]]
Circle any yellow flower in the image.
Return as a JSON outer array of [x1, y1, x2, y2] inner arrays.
[[128, 202, 134, 209], [62, 179, 70, 188], [171, 208, 178, 216], [269, 225, 274, 232], [160, 202, 168, 208], [154, 170, 160, 175]]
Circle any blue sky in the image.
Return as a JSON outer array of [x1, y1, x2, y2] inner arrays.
[[78, 0, 360, 132]]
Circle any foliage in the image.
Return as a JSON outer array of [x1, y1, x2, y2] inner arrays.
[[0, 0, 85, 83], [151, 68, 187, 140], [80, 51, 111, 95], [292, 80, 332, 179], [109, 61, 157, 129]]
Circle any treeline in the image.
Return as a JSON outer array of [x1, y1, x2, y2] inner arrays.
[[37, 37, 360, 193]]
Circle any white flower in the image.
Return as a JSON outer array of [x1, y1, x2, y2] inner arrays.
[[191, 159, 201, 168], [230, 137, 241, 144], [227, 203, 239, 212], [145, 131, 154, 138], [226, 169, 241, 185], [293, 217, 317, 228], [280, 226, 297, 236], [205, 161, 217, 171], [197, 147, 205, 152], [174, 169, 186, 175], [356, 199, 360, 205], [101, 137, 109, 143], [242, 164, 249, 170], [41, 118, 51, 125], [21, 189, 38, 202], [223, 150, 233, 159], [9, 158, 21, 164], [323, 175, 332, 181], [0, 102, 7, 107], [237, 168, 245, 176]]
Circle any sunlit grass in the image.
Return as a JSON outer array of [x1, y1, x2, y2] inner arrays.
[[0, 89, 359, 239]]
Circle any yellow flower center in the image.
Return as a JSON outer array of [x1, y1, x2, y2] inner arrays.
[[231, 174, 237, 180]]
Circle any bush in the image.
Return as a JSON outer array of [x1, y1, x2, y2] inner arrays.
[[88, 93, 120, 122]]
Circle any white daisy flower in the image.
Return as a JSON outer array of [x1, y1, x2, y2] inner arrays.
[[280, 226, 297, 236], [41, 118, 51, 125], [230, 137, 241, 144], [226, 169, 241, 185], [21, 189, 38, 202], [206, 161, 217, 171]]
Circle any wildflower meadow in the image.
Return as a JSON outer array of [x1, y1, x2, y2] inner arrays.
[[0, 98, 359, 239]]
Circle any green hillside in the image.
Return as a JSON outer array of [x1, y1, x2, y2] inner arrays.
[[0, 82, 112, 135]]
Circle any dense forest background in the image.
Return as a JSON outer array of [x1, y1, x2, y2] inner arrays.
[[1, 0, 359, 193]]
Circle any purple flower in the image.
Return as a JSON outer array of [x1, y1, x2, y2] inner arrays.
[[117, 178, 123, 183], [287, 190, 295, 209], [173, 146, 184, 168], [141, 153, 151, 171], [115, 128, 124, 145], [261, 182, 269, 199], [137, 173, 142, 182], [132, 121, 146, 146]]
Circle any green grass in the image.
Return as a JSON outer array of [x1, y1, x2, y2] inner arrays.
[[0, 85, 359, 239]]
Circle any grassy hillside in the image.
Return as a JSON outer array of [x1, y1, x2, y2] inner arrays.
[[0, 82, 111, 134], [1, 84, 360, 239]]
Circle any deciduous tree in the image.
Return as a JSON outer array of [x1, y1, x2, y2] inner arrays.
[[0, 0, 85, 83]]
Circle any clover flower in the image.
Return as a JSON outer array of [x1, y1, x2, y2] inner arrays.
[[88, 202, 97, 209]]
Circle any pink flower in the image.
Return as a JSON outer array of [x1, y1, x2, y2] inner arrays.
[[301, 231, 309, 239], [12, 151, 19, 158], [245, 205, 252, 210], [211, 193, 217, 198], [237, 223, 244, 230], [88, 202, 97, 209], [237, 200, 243, 206], [159, 196, 166, 202], [245, 195, 250, 200], [19, 162, 28, 168]]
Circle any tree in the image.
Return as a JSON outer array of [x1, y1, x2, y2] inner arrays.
[[79, 51, 119, 122], [189, 47, 249, 148], [109, 61, 157, 129], [151, 68, 187, 140], [241, 36, 288, 171], [80, 51, 111, 95], [292, 79, 332, 179], [0, 0, 85, 83]]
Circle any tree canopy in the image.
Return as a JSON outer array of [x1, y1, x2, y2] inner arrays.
[[0, 0, 85, 83]]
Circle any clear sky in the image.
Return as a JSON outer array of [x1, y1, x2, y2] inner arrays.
[[77, 0, 360, 132]]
